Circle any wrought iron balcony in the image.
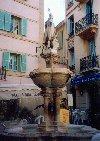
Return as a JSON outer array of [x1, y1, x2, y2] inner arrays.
[[75, 13, 98, 39], [80, 55, 99, 72], [68, 30, 74, 38], [69, 64, 75, 72], [0, 66, 6, 80]]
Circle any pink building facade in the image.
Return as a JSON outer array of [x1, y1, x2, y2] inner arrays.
[[0, 0, 44, 114]]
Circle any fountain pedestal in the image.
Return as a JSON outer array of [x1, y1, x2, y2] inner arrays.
[[35, 86, 68, 133], [43, 88, 61, 132]]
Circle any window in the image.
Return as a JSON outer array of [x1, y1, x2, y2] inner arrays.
[[67, 0, 73, 8], [86, 0, 92, 15], [2, 52, 26, 72], [88, 39, 96, 56], [9, 54, 20, 71], [11, 16, 27, 36], [58, 30, 63, 49], [0, 10, 27, 36], [86, 0, 93, 25], [68, 15, 74, 37], [69, 49, 75, 67], [12, 16, 21, 35]]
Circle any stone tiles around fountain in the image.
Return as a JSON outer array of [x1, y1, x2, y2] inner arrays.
[[0, 120, 100, 141], [0, 127, 99, 141]]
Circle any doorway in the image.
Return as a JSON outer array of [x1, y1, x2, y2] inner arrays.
[[87, 82, 100, 129]]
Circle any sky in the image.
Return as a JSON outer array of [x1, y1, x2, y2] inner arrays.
[[44, 0, 65, 26]]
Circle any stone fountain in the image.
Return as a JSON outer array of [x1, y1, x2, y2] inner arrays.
[[0, 13, 99, 141], [29, 12, 72, 132]]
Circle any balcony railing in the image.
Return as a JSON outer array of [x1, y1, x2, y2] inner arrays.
[[69, 64, 75, 71], [0, 66, 6, 80], [68, 30, 74, 38], [75, 13, 98, 39], [80, 55, 99, 72]]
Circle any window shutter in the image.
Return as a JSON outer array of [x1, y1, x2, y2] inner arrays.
[[0, 11, 5, 30], [59, 32, 63, 49], [89, 40, 96, 56], [18, 55, 21, 72], [86, 1, 92, 15], [68, 19, 70, 35], [21, 54, 26, 72], [2, 52, 10, 69], [10, 18, 13, 32], [13, 56, 17, 71], [70, 51, 75, 66], [21, 18, 27, 36], [72, 52, 75, 65], [4, 12, 12, 31]]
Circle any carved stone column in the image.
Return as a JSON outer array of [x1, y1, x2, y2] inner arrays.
[[40, 87, 67, 132], [55, 89, 62, 123]]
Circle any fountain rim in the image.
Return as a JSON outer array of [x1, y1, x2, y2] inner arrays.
[[30, 68, 72, 75]]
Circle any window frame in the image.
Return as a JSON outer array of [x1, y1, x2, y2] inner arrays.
[[68, 15, 74, 37], [69, 49, 75, 67], [9, 53, 20, 71], [12, 16, 21, 35], [67, 0, 74, 9], [88, 39, 96, 56]]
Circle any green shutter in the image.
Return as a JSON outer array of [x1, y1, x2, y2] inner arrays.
[[13, 55, 17, 71], [2, 52, 10, 69], [0, 11, 5, 30], [21, 18, 27, 36], [4, 12, 12, 31], [18, 55, 22, 72], [21, 54, 26, 72]]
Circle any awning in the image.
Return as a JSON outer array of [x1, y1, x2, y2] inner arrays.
[[71, 73, 100, 86]]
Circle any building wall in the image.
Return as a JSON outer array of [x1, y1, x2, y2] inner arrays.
[[0, 0, 44, 113], [0, 0, 44, 82], [65, 0, 100, 111], [39, 0, 44, 46], [66, 0, 100, 73], [56, 20, 68, 66]]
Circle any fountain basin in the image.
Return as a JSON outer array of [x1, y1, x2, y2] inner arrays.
[[0, 133, 93, 141], [29, 68, 71, 88], [1, 122, 99, 141]]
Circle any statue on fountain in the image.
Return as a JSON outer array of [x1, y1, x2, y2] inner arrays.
[[44, 11, 59, 55]]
